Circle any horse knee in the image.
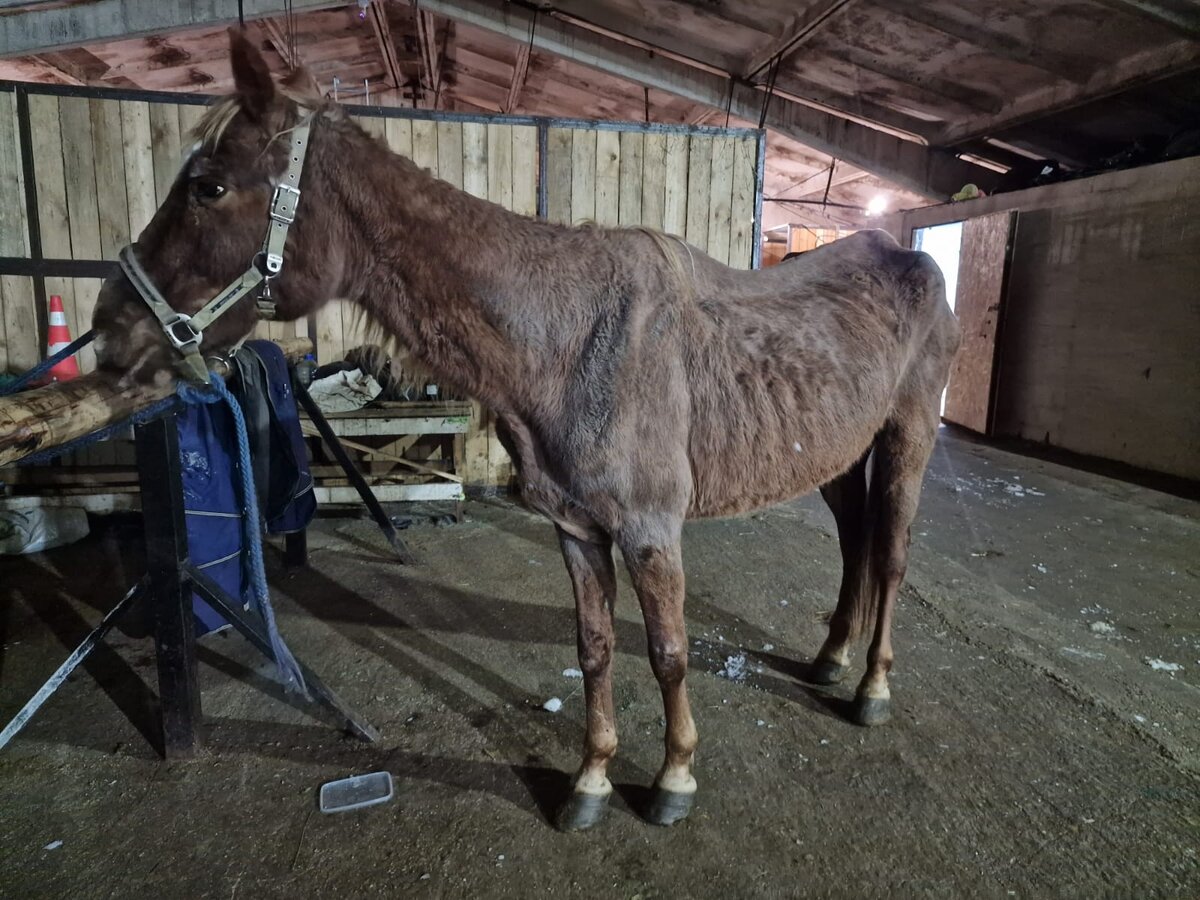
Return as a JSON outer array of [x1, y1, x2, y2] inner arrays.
[[577, 630, 613, 677], [875, 546, 908, 587], [648, 639, 688, 685]]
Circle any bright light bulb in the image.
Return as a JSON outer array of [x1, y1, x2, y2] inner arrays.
[[866, 195, 888, 216]]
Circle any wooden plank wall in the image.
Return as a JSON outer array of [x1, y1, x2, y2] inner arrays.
[[1, 86, 763, 487], [545, 126, 759, 267]]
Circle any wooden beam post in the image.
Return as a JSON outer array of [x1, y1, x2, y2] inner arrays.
[[505, 40, 531, 113]]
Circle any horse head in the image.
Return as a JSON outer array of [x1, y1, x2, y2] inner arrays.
[[93, 30, 345, 384]]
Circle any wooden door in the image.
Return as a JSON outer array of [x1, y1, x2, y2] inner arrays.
[[943, 210, 1017, 434]]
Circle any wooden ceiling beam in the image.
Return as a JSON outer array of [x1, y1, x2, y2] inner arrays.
[[838, 47, 1004, 114], [936, 39, 1200, 145], [0, 0, 343, 57], [1088, 0, 1200, 39], [869, 0, 1097, 84], [742, 0, 861, 80], [419, 0, 998, 198]]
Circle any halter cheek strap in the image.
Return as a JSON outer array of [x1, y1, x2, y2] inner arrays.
[[118, 114, 314, 384]]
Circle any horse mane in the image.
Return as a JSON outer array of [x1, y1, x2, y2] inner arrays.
[[190, 78, 332, 149]]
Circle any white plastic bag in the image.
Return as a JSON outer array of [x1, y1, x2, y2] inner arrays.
[[0, 506, 90, 555]]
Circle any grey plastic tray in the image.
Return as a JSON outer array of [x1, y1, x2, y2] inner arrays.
[[318, 771, 394, 814]]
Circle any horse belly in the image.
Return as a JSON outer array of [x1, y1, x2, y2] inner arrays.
[[685, 377, 892, 519]]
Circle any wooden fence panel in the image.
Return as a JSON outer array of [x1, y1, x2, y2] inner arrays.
[[706, 136, 735, 266], [511, 125, 538, 217], [120, 100, 156, 240], [91, 99, 130, 261], [617, 131, 643, 226], [1, 275, 37, 372], [684, 136, 711, 249], [545, 127, 572, 225], [641, 133, 667, 231], [570, 128, 596, 224], [0, 90, 28, 259], [0, 91, 29, 373], [486, 123, 513, 211], [149, 101, 181, 206], [462, 121, 488, 200], [730, 137, 757, 269], [594, 129, 620, 227], [663, 133, 689, 237]]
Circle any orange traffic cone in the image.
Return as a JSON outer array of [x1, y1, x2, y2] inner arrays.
[[46, 295, 80, 382]]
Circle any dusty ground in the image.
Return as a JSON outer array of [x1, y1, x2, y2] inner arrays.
[[1, 429, 1197, 899]]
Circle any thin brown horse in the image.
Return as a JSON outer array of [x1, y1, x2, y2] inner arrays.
[[93, 32, 960, 831]]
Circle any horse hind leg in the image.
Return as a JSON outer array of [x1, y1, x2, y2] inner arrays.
[[555, 527, 620, 832], [852, 398, 939, 727], [810, 450, 872, 686]]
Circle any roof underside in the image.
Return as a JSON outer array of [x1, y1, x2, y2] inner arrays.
[[1, 0, 1197, 229]]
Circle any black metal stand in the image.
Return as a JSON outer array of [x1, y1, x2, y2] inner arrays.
[[0, 404, 379, 757], [292, 373, 415, 564], [132, 410, 379, 757]]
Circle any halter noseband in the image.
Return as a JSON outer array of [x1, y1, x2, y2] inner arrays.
[[118, 113, 314, 384]]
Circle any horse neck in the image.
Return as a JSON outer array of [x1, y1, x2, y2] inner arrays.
[[311, 119, 550, 407]]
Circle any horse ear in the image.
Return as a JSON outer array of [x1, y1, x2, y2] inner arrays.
[[228, 27, 275, 121], [280, 65, 323, 106]]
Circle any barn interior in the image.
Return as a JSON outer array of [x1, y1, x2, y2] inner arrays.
[[0, 2, 1197, 897]]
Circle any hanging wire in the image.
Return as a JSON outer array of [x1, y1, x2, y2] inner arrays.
[[821, 158, 837, 208], [757, 54, 781, 130], [237, 0, 245, 28]]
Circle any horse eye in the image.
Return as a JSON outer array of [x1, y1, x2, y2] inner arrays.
[[191, 179, 227, 201]]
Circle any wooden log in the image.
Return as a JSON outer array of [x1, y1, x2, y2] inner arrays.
[[0, 337, 313, 468]]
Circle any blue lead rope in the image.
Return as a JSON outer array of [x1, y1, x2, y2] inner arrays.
[[179, 376, 307, 696], [0, 330, 97, 397]]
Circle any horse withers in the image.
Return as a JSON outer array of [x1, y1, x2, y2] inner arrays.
[[92, 31, 960, 832]]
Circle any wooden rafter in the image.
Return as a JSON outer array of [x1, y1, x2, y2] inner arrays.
[[417, 8, 442, 102], [367, 0, 404, 90], [869, 0, 1097, 84], [1088, 0, 1200, 39], [260, 17, 300, 70], [742, 0, 860, 80], [505, 40, 530, 113], [936, 39, 1200, 145]]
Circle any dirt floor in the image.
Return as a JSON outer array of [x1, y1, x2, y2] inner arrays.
[[1, 429, 1197, 898]]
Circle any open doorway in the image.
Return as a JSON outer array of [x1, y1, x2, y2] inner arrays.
[[913, 221, 964, 314], [913, 212, 1017, 434], [912, 222, 964, 415]]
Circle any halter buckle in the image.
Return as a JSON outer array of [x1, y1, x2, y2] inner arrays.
[[269, 183, 301, 225], [162, 312, 203, 352]]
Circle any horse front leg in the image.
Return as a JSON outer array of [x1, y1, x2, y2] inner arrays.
[[555, 527, 619, 831], [619, 529, 697, 826]]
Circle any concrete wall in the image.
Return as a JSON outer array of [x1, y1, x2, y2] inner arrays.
[[900, 156, 1200, 482]]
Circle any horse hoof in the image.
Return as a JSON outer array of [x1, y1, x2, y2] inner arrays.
[[556, 792, 610, 832], [853, 695, 892, 727], [645, 788, 694, 827], [807, 659, 848, 685]]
